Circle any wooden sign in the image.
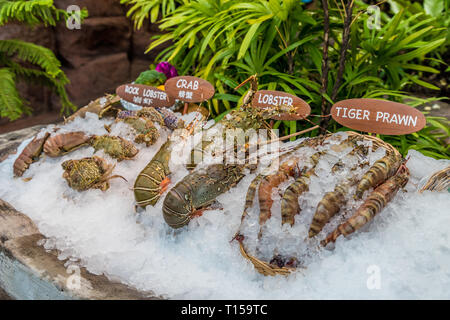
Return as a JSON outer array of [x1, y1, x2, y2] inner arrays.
[[116, 84, 174, 107], [331, 98, 426, 135], [252, 90, 311, 120], [164, 76, 215, 103]]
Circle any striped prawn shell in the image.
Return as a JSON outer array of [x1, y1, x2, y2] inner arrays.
[[13, 132, 50, 177], [279, 150, 324, 227], [308, 182, 350, 238], [420, 167, 450, 193], [242, 175, 264, 219], [322, 164, 410, 245], [43, 132, 91, 157], [356, 151, 402, 199], [258, 170, 291, 225], [280, 173, 311, 226]]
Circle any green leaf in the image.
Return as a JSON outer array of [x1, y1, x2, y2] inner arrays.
[[400, 64, 440, 73], [0, 68, 28, 121], [0, 39, 63, 78], [0, 0, 73, 26], [213, 93, 240, 102], [135, 70, 166, 86], [238, 21, 262, 60], [424, 0, 445, 17], [393, 38, 446, 61], [405, 74, 440, 90]]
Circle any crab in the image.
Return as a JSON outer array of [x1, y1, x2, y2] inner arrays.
[[61, 156, 125, 191]]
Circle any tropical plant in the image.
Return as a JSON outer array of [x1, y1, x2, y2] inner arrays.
[[0, 0, 87, 121], [125, 0, 449, 158], [120, 0, 181, 28]]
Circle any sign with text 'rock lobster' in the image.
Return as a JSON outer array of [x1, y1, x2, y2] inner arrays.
[[331, 98, 426, 135], [164, 76, 215, 103], [252, 90, 311, 120], [116, 84, 174, 107]]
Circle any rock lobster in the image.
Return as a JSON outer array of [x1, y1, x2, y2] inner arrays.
[[158, 75, 301, 228]]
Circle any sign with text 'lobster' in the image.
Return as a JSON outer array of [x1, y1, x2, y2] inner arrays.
[[252, 90, 311, 120], [331, 98, 426, 135], [164, 76, 215, 103], [116, 84, 174, 107]]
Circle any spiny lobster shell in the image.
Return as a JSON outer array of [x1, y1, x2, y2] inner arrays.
[[90, 135, 139, 161]]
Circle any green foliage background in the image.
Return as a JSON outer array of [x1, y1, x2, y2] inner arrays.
[[0, 0, 87, 121], [123, 0, 449, 159]]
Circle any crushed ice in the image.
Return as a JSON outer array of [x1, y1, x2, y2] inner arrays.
[[0, 114, 449, 299]]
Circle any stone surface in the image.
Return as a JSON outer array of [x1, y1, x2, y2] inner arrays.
[[56, 17, 132, 68], [63, 53, 131, 107], [0, 124, 50, 161], [0, 286, 12, 300], [0, 199, 157, 300], [0, 23, 55, 49], [0, 129, 158, 299]]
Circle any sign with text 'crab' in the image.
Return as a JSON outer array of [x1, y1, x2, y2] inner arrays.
[[116, 84, 174, 107], [331, 98, 426, 135], [164, 76, 215, 103], [252, 90, 311, 120]]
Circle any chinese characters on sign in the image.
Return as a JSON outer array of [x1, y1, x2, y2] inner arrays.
[[164, 76, 215, 103], [116, 84, 174, 108]]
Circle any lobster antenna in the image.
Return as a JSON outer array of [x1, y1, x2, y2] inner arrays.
[[234, 74, 258, 91]]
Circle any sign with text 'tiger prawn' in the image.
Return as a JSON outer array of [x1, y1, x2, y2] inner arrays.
[[331, 98, 426, 135]]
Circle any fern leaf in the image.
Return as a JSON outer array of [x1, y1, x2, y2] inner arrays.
[[0, 41, 76, 115], [0, 0, 70, 26], [0, 39, 65, 79], [0, 67, 30, 121]]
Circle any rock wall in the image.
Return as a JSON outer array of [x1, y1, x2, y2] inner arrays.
[[0, 0, 166, 126]]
